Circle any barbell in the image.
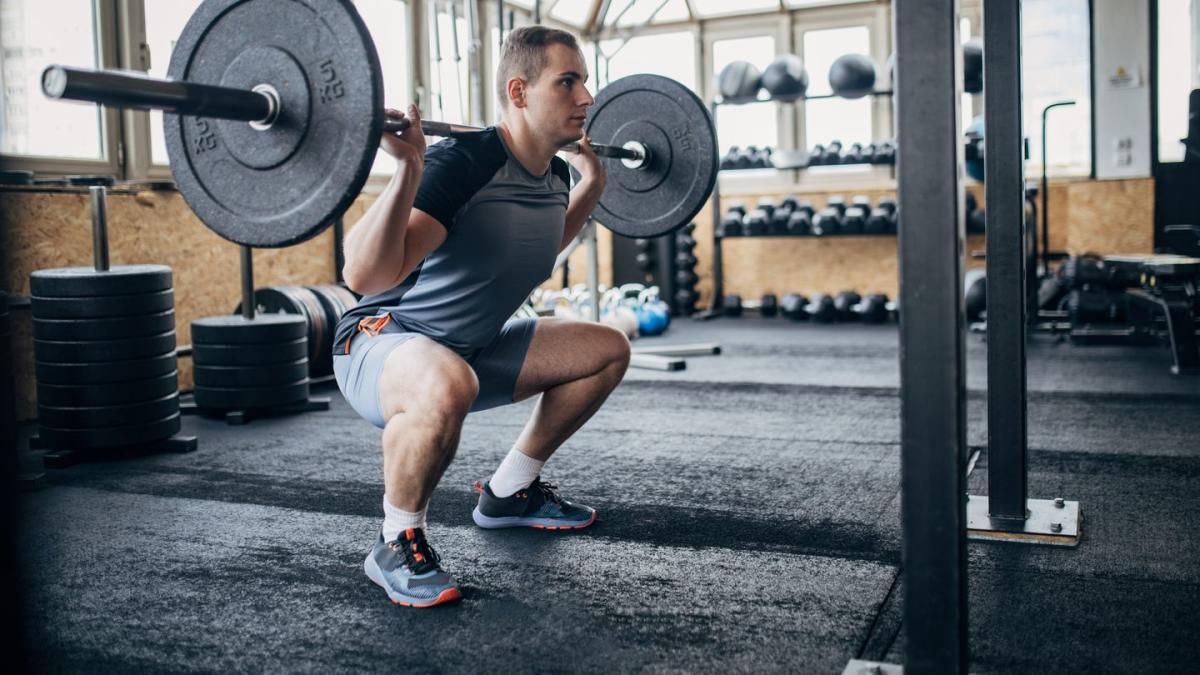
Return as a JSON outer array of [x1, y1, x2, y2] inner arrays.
[[41, 0, 718, 248]]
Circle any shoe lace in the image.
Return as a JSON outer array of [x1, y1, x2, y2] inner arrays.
[[531, 477, 563, 505], [391, 529, 442, 575]]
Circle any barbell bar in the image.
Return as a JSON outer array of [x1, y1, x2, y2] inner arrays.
[[41, 66, 648, 164], [36, 0, 716, 248]]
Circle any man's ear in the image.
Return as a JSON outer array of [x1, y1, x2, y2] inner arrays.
[[506, 77, 526, 109]]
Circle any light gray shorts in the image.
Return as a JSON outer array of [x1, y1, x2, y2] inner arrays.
[[333, 316, 538, 428]]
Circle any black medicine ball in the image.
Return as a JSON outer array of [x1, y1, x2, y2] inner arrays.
[[828, 53, 877, 99], [716, 60, 763, 103], [761, 54, 809, 102]]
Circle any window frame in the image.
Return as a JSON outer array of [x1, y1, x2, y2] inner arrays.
[[0, 0, 124, 177]]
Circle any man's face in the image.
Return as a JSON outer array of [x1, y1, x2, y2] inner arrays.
[[519, 42, 594, 146]]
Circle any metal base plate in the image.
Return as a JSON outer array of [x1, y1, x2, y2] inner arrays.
[[967, 495, 1082, 546], [843, 659, 903, 674]]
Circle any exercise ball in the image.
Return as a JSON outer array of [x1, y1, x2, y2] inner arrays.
[[964, 269, 986, 322], [828, 54, 877, 98], [715, 60, 762, 103], [761, 54, 809, 102]]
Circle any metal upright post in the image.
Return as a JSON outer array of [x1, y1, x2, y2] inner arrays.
[[241, 246, 256, 321], [897, 0, 968, 672], [982, 0, 1028, 523], [90, 186, 110, 272], [968, 0, 1081, 547]]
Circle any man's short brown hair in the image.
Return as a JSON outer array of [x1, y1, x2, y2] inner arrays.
[[495, 25, 583, 111]]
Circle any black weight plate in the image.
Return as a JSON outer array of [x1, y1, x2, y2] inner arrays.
[[37, 370, 180, 407], [585, 74, 717, 238], [315, 283, 358, 312], [36, 412, 182, 450], [194, 379, 310, 410], [236, 287, 326, 369], [194, 358, 309, 387], [31, 289, 175, 319], [30, 265, 172, 298], [34, 330, 176, 364], [192, 314, 307, 345], [36, 353, 177, 385], [38, 392, 181, 429], [192, 338, 308, 366], [164, 0, 384, 248], [281, 285, 329, 375], [33, 309, 176, 341]]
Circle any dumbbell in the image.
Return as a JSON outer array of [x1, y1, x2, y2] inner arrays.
[[676, 270, 699, 287], [843, 143, 866, 164], [735, 147, 756, 169], [822, 140, 844, 165], [842, 206, 868, 234], [780, 293, 809, 320], [754, 147, 774, 168], [866, 198, 897, 234], [681, 222, 696, 236], [770, 207, 792, 234], [833, 290, 862, 321], [806, 294, 837, 323], [726, 202, 747, 220], [854, 293, 890, 323], [634, 239, 656, 270], [676, 233, 696, 252], [720, 146, 740, 170], [874, 141, 897, 164], [722, 293, 780, 318], [743, 209, 770, 236], [720, 213, 743, 237], [813, 197, 846, 236], [675, 251, 698, 268], [861, 143, 877, 163], [787, 208, 813, 235], [810, 144, 827, 166], [756, 197, 777, 221], [675, 288, 698, 313]]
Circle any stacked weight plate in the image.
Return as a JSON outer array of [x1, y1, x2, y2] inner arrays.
[[31, 265, 182, 450], [191, 314, 310, 410], [234, 285, 358, 377]]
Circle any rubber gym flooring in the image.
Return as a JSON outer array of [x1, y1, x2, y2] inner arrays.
[[16, 318, 1200, 673]]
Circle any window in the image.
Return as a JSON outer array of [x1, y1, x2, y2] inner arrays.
[[0, 0, 106, 161], [359, 0, 411, 175], [146, 0, 204, 166], [1022, 0, 1092, 176], [427, 1, 469, 126], [801, 25, 873, 171], [711, 35, 775, 156], [1157, 0, 1197, 163], [596, 31, 696, 91], [691, 0, 778, 19]]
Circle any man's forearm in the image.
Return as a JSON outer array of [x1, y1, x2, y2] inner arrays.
[[562, 178, 605, 249], [342, 164, 422, 294]]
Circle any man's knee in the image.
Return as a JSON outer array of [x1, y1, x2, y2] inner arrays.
[[596, 324, 631, 376], [379, 340, 479, 421], [419, 364, 480, 421]]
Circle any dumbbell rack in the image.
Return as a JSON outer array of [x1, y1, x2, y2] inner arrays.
[[701, 93, 896, 320]]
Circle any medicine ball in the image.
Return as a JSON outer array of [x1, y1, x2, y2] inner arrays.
[[964, 269, 986, 322], [761, 54, 809, 102], [716, 60, 762, 103], [963, 39, 983, 94], [828, 53, 877, 99]]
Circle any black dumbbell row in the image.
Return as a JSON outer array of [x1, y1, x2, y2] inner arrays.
[[719, 145, 775, 170], [719, 195, 899, 238], [723, 290, 895, 324], [808, 140, 897, 166]]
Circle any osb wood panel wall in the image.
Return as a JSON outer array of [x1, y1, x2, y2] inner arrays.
[[1, 188, 367, 420]]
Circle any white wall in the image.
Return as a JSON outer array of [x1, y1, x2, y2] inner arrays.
[[1092, 0, 1154, 178]]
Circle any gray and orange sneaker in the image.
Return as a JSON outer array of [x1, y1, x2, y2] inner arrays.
[[363, 527, 461, 607], [471, 477, 597, 530]]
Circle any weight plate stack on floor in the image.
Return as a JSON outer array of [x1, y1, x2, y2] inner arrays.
[[30, 265, 182, 450], [233, 286, 332, 376], [191, 314, 310, 410], [307, 284, 358, 375]]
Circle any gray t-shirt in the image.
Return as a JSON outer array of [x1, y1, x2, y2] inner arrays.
[[335, 128, 571, 356]]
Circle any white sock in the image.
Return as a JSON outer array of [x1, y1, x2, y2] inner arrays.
[[381, 496, 427, 543], [488, 448, 546, 498]]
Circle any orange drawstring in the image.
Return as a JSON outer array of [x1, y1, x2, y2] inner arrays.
[[344, 314, 392, 354]]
